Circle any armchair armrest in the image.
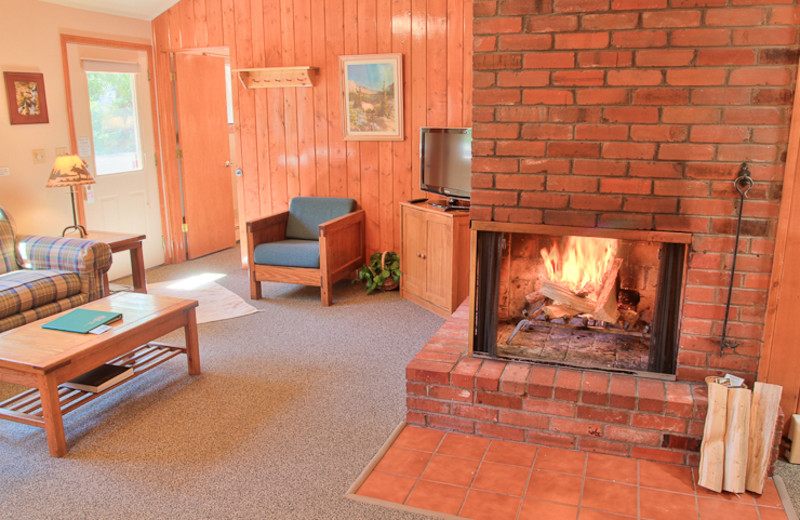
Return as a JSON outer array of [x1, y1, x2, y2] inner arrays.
[[247, 211, 289, 246], [319, 209, 365, 279], [246, 211, 290, 236], [15, 235, 112, 275], [319, 208, 365, 239], [15, 235, 113, 301], [246, 211, 290, 272]]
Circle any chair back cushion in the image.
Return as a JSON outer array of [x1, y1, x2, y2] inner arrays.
[[285, 197, 356, 241], [0, 207, 18, 274]]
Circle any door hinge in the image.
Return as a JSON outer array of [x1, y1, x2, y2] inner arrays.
[[170, 71, 176, 82], [176, 149, 183, 159], [147, 69, 151, 82], [182, 222, 188, 233]]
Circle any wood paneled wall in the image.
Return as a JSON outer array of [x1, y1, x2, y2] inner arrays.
[[152, 0, 473, 261]]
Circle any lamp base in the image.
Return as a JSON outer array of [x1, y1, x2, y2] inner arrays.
[[62, 224, 88, 238]]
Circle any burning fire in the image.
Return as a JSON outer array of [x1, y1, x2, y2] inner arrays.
[[540, 236, 618, 296]]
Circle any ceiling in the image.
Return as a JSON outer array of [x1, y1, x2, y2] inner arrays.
[[40, 0, 179, 20]]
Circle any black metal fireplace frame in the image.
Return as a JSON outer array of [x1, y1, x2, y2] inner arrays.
[[469, 222, 691, 376]]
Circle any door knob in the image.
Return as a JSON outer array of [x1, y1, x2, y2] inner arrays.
[[225, 161, 232, 167]]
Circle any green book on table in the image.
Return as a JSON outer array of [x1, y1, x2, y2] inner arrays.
[[41, 308, 123, 334]]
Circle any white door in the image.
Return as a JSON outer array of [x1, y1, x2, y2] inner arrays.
[[66, 43, 163, 282]]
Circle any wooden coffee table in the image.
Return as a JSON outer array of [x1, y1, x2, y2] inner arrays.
[[0, 292, 199, 457]]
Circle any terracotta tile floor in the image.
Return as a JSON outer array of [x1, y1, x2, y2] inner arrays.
[[353, 425, 791, 520]]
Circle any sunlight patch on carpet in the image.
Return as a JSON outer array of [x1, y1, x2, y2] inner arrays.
[[146, 279, 259, 324]]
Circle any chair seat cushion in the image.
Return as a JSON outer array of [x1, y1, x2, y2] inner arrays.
[[253, 240, 320, 269], [0, 269, 82, 320]]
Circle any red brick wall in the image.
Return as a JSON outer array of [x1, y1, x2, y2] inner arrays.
[[470, 1, 799, 382]]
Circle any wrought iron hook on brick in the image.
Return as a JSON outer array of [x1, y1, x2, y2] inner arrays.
[[720, 162, 753, 354]]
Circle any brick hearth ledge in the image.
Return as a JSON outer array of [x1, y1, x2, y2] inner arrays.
[[406, 303, 782, 468]]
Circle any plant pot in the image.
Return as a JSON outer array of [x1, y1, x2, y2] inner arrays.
[[380, 252, 399, 291]]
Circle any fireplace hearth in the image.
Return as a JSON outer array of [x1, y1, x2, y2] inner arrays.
[[470, 222, 691, 376]]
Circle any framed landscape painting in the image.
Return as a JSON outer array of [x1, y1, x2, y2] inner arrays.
[[3, 72, 49, 125], [339, 54, 403, 141]]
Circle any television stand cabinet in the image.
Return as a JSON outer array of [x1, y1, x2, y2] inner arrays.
[[400, 201, 470, 318]]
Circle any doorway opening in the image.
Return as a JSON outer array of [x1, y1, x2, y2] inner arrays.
[[170, 49, 237, 260], [63, 35, 164, 283]]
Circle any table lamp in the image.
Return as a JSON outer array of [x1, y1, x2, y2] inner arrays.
[[46, 155, 95, 237]]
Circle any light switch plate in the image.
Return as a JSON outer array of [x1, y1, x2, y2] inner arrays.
[[55, 146, 68, 156], [0, 167, 9, 177]]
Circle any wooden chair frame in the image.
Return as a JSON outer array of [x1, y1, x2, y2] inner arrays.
[[246, 209, 365, 306]]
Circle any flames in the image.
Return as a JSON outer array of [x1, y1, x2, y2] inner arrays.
[[540, 236, 618, 296]]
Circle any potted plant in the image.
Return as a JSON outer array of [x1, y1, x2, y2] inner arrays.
[[354, 251, 401, 294]]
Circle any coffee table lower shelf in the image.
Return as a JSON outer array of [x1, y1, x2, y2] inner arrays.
[[0, 342, 185, 429]]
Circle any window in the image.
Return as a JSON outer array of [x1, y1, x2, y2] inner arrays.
[[86, 71, 143, 175]]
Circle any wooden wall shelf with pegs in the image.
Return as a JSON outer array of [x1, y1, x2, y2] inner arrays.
[[236, 67, 318, 88]]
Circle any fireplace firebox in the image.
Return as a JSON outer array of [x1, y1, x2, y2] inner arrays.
[[470, 222, 692, 376]]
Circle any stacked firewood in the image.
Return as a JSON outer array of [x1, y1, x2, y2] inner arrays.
[[522, 258, 624, 326]]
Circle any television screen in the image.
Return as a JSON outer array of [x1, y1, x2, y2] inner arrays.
[[420, 127, 472, 202]]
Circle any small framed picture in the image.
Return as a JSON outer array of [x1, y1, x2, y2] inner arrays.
[[4, 71, 49, 125], [339, 54, 403, 141]]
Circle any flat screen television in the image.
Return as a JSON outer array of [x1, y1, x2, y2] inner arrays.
[[419, 127, 472, 209]]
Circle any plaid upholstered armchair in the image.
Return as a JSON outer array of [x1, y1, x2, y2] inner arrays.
[[0, 207, 112, 332]]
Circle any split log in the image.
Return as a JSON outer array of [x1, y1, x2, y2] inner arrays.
[[593, 258, 622, 323], [522, 293, 547, 318], [537, 258, 622, 323], [542, 305, 578, 321], [698, 376, 728, 493], [745, 382, 783, 494], [525, 292, 547, 304], [722, 387, 751, 493], [618, 309, 640, 326]]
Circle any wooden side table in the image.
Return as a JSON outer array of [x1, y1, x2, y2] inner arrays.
[[84, 231, 147, 294]]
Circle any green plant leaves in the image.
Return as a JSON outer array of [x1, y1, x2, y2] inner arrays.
[[353, 251, 402, 294]]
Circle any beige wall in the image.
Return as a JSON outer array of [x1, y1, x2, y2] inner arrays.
[[0, 0, 150, 235]]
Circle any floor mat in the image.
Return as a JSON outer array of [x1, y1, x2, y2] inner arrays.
[[145, 279, 259, 324], [347, 424, 794, 520]]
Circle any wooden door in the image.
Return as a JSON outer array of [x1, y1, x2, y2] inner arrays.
[[173, 53, 235, 259]]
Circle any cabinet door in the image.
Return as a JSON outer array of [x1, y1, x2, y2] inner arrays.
[[402, 207, 428, 299], [425, 215, 454, 308]]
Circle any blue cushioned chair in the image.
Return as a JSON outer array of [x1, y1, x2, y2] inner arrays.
[[246, 197, 365, 306]]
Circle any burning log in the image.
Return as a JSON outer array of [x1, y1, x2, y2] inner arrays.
[[537, 258, 622, 324], [522, 293, 547, 319], [542, 304, 579, 321]]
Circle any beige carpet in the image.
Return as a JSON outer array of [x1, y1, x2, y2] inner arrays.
[[144, 278, 260, 324]]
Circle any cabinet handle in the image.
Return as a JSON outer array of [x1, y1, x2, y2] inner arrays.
[[420, 253, 426, 259]]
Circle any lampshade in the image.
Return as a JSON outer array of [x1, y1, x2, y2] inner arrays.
[[46, 155, 95, 188]]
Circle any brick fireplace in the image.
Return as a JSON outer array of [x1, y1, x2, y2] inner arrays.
[[405, 1, 796, 464]]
